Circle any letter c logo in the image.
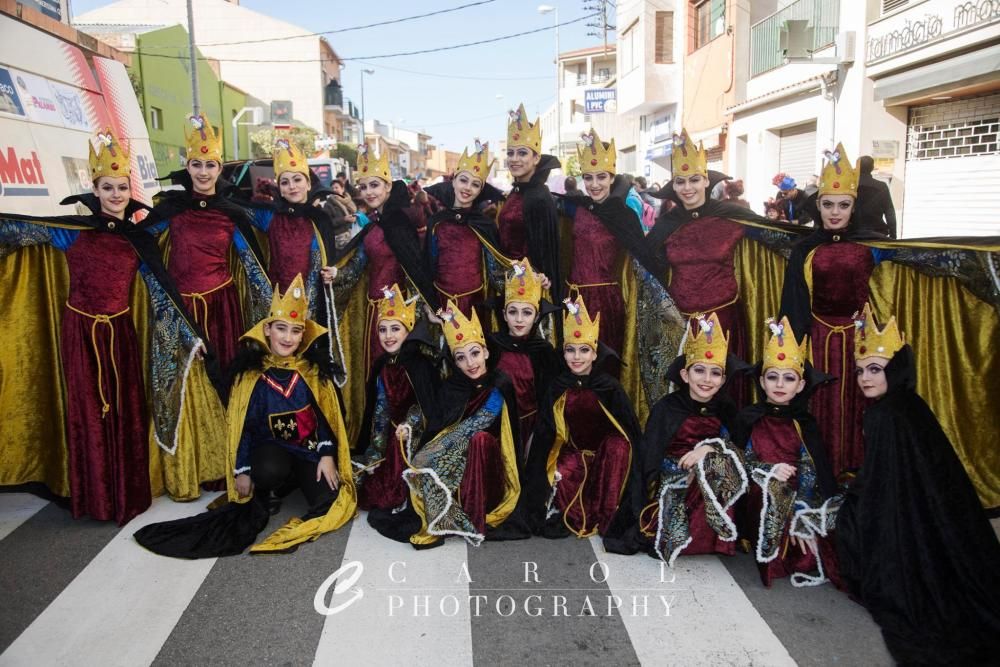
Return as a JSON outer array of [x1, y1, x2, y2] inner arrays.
[[314, 560, 364, 616]]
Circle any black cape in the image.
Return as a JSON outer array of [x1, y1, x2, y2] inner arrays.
[[335, 179, 438, 311], [835, 346, 1000, 664], [560, 174, 650, 274], [506, 154, 563, 302], [352, 320, 441, 456], [423, 182, 508, 290]]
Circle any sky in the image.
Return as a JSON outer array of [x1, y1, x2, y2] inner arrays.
[[70, 0, 604, 150]]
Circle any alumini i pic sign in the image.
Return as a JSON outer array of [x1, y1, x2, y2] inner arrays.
[[584, 89, 617, 114]]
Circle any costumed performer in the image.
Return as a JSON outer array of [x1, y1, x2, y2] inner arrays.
[[834, 304, 1000, 664], [0, 129, 211, 524], [134, 274, 356, 556]]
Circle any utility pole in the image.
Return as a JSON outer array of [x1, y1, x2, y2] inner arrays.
[[584, 0, 615, 55], [186, 0, 200, 115]]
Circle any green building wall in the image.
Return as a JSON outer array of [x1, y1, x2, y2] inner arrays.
[[131, 25, 248, 177]]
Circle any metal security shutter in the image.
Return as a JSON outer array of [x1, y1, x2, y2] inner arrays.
[[778, 123, 817, 186], [902, 93, 1000, 238]]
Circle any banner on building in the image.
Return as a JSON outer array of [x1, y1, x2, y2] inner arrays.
[[584, 89, 616, 114]]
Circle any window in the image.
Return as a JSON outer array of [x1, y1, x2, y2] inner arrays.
[[655, 11, 674, 63], [621, 19, 639, 74], [693, 0, 725, 50], [150, 106, 163, 130], [595, 67, 612, 82]]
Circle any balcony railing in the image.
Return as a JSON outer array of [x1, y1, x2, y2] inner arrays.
[[750, 0, 840, 77]]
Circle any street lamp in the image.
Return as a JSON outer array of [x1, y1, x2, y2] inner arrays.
[[360, 67, 374, 142], [538, 4, 560, 159]]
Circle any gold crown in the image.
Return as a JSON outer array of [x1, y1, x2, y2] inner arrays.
[[507, 103, 542, 154], [455, 139, 495, 180], [578, 128, 616, 174], [563, 295, 600, 350], [376, 283, 416, 331], [356, 141, 391, 183], [671, 128, 708, 178], [818, 142, 859, 198], [267, 273, 309, 325], [762, 316, 808, 375], [683, 312, 729, 368], [273, 138, 309, 178], [438, 300, 486, 351], [185, 114, 223, 163], [505, 258, 544, 307], [854, 303, 905, 361], [89, 128, 130, 181]]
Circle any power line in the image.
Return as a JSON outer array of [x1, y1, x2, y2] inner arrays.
[[352, 60, 551, 82], [133, 13, 598, 63], [136, 1, 498, 49]]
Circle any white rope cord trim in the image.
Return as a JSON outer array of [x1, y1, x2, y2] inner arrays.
[[544, 470, 563, 520], [750, 466, 797, 564], [402, 466, 484, 547], [694, 437, 748, 543], [323, 283, 348, 389], [155, 339, 204, 455], [654, 476, 693, 566]]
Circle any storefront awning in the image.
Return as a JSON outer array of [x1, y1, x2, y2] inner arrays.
[[874, 44, 1000, 103]]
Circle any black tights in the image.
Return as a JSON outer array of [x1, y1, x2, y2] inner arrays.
[[250, 443, 337, 520]]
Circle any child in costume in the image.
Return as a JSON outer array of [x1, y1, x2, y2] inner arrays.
[[522, 294, 640, 539], [355, 284, 439, 512], [0, 129, 208, 525], [490, 259, 558, 462], [834, 304, 1000, 664], [736, 317, 839, 587], [135, 274, 356, 557], [389, 301, 520, 549], [620, 312, 749, 564]]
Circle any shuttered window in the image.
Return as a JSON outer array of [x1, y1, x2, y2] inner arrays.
[[655, 11, 674, 64]]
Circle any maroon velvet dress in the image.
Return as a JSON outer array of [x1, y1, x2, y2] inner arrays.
[[61, 227, 151, 525], [569, 207, 625, 375], [267, 212, 315, 292], [664, 217, 748, 401], [497, 191, 528, 260], [808, 242, 873, 479], [359, 363, 416, 511], [433, 217, 486, 318], [662, 413, 737, 556], [457, 385, 506, 535], [552, 388, 631, 537], [362, 223, 407, 373], [745, 416, 819, 586], [496, 349, 537, 459], [167, 200, 242, 369]]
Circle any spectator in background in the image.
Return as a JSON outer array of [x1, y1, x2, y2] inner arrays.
[[323, 179, 360, 247], [720, 179, 751, 209], [856, 155, 897, 238], [336, 171, 357, 198], [772, 172, 814, 226], [763, 198, 786, 222], [633, 176, 661, 214], [564, 175, 582, 197]]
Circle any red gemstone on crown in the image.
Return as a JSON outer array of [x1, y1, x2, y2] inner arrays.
[[513, 133, 520, 140], [110, 162, 119, 170], [574, 331, 582, 338], [290, 160, 297, 167], [705, 350, 714, 359], [456, 333, 464, 341], [777, 352, 786, 361], [859, 345, 867, 354], [517, 287, 525, 295], [290, 310, 298, 319], [201, 146, 209, 153], [387, 309, 395, 316], [591, 159, 598, 166], [833, 181, 840, 188], [681, 164, 689, 171]]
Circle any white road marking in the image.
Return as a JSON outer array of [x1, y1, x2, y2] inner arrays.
[[0, 493, 49, 541], [314, 514, 473, 664], [590, 537, 796, 666], [0, 495, 215, 667]]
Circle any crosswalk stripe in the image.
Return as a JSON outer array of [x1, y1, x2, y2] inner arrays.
[[590, 537, 796, 666], [0, 495, 214, 667], [313, 513, 474, 664], [0, 494, 49, 542]]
